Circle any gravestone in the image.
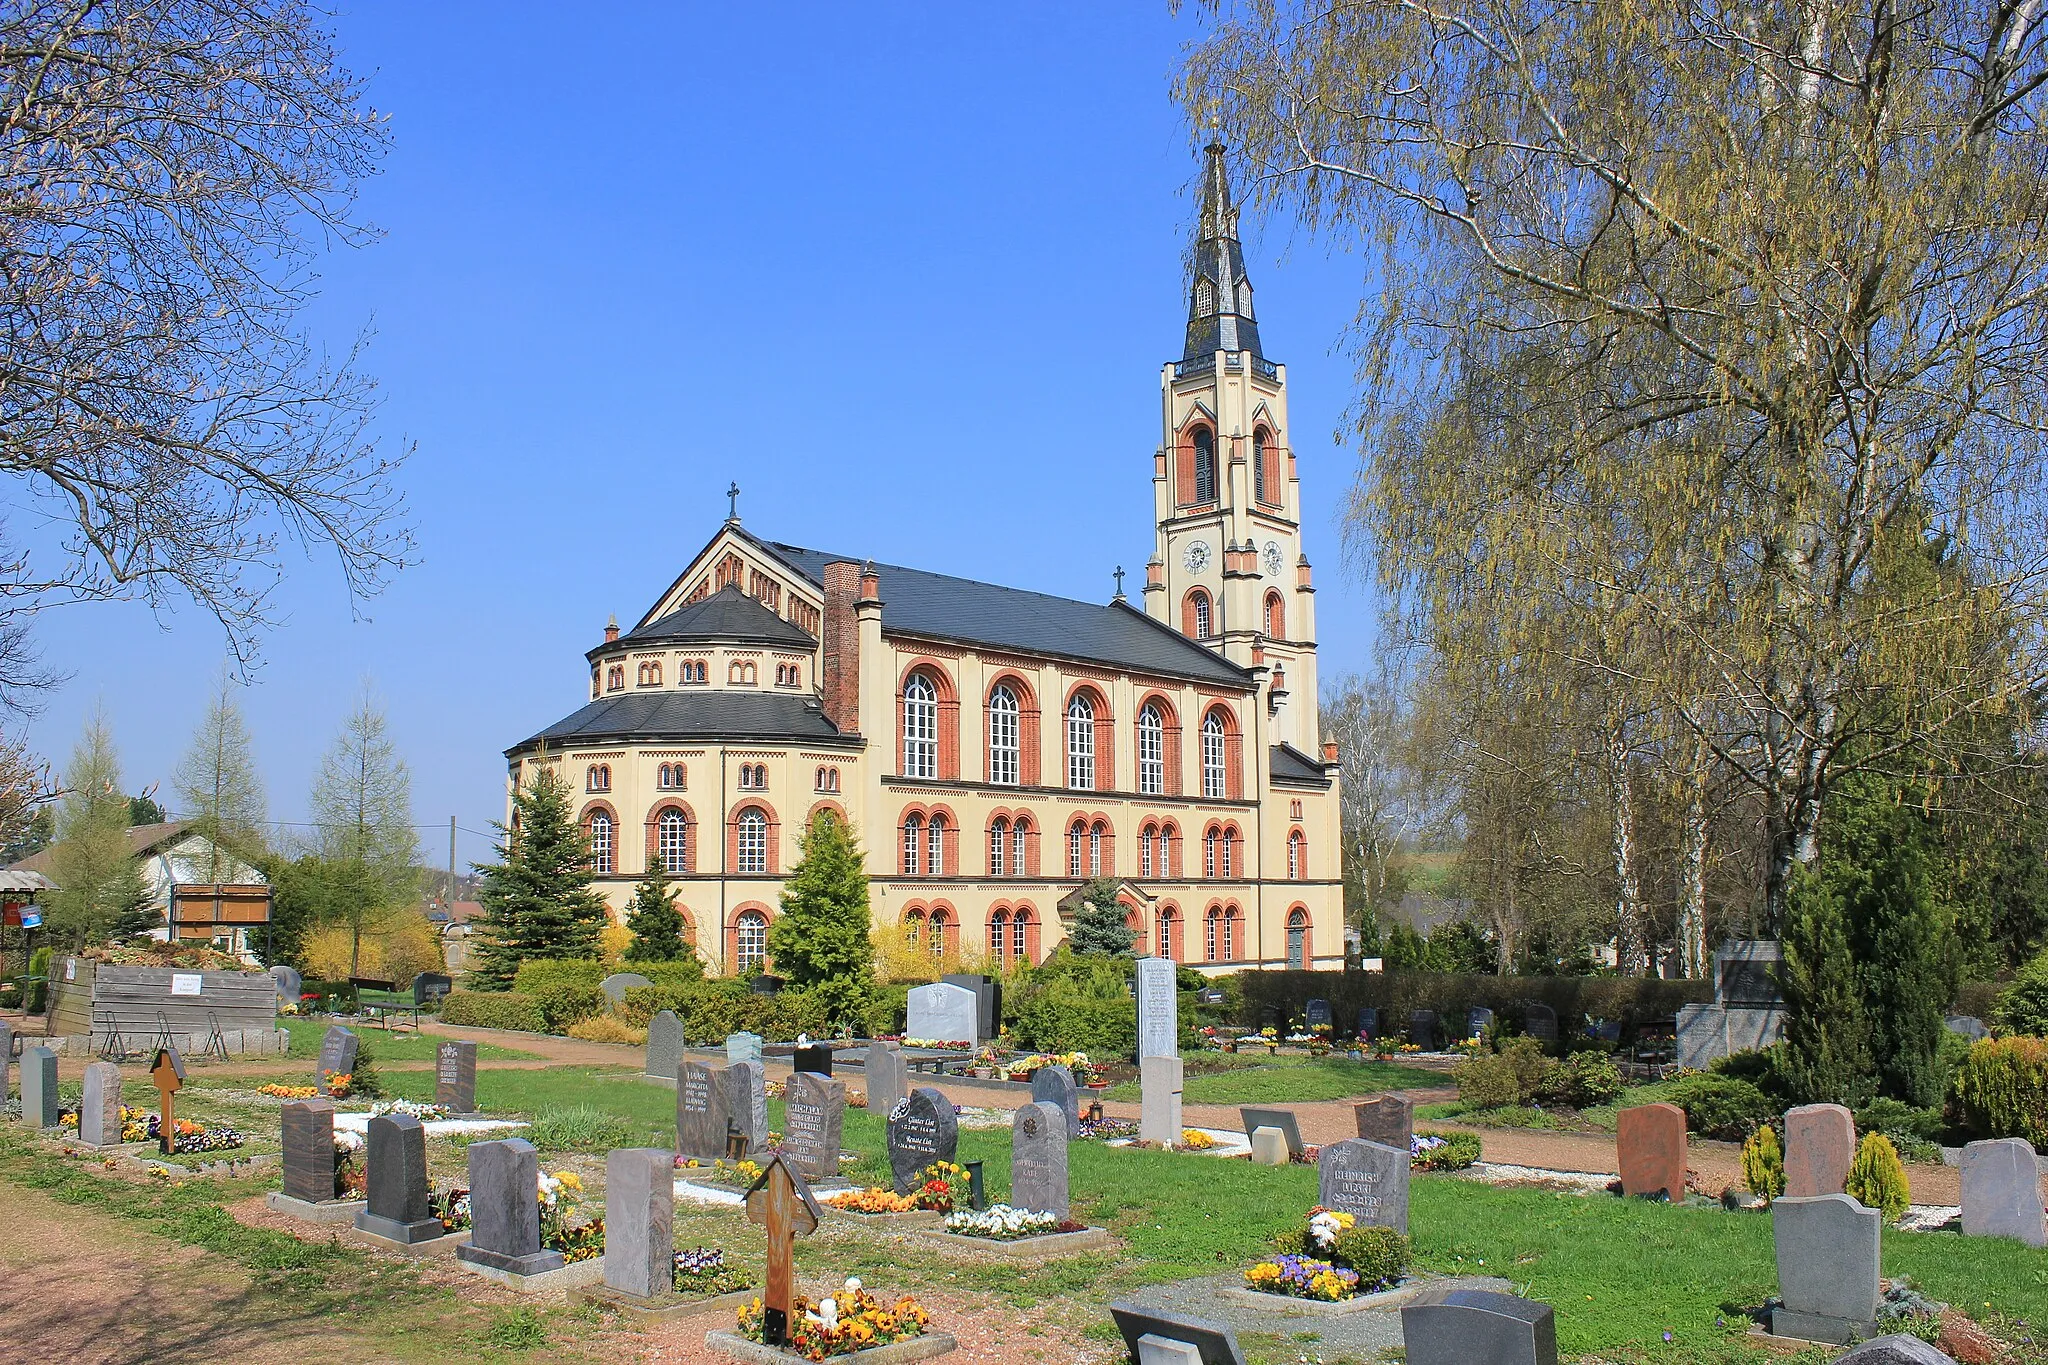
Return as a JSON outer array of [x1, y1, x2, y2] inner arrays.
[[1944, 1016, 1989, 1043], [1249, 1128, 1289, 1166], [1238, 1106, 1304, 1160], [1135, 957, 1178, 1060], [887, 1086, 959, 1192], [1679, 940, 1787, 1069], [1838, 1338, 1964, 1364], [1522, 1003, 1559, 1044], [0, 1020, 10, 1099], [354, 1112, 443, 1244], [1317, 1138, 1410, 1231], [1354, 1094, 1414, 1151], [1408, 1010, 1438, 1051], [942, 972, 1002, 1042], [79, 1060, 122, 1146], [600, 972, 653, 1007], [1356, 1007, 1379, 1041], [280, 1098, 341, 1203], [604, 1147, 675, 1301], [412, 972, 452, 1007], [1466, 1007, 1495, 1040], [780, 1070, 845, 1180], [1304, 998, 1332, 1031], [1108, 1303, 1248, 1365], [1784, 1104, 1855, 1198], [1960, 1137, 2047, 1247], [457, 1137, 565, 1276], [865, 1041, 907, 1112], [725, 1031, 764, 1066], [721, 1060, 767, 1154], [905, 982, 978, 1045], [21, 1046, 58, 1127], [1403, 1289, 1560, 1365], [271, 965, 302, 1005], [1011, 1100, 1069, 1219], [794, 1042, 833, 1076], [1139, 1055, 1182, 1146], [1616, 1102, 1688, 1199], [1772, 1194, 1881, 1345], [749, 973, 783, 995], [316, 1025, 359, 1086], [1029, 1064, 1081, 1138], [435, 1040, 478, 1115], [645, 1010, 683, 1082], [676, 1059, 730, 1160]]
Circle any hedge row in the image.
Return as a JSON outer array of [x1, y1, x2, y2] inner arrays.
[[1231, 970, 1712, 1042], [441, 989, 548, 1033], [617, 982, 837, 1044]]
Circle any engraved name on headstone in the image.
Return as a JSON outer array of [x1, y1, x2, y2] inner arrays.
[[434, 1039, 477, 1115], [887, 1086, 959, 1193], [1136, 957, 1178, 1060], [1316, 1138, 1410, 1232], [1011, 1100, 1069, 1220], [781, 1070, 846, 1180]]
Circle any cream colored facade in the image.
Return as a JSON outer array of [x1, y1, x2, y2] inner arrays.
[[505, 143, 1346, 976]]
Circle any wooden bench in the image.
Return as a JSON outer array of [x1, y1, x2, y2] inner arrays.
[[348, 977, 419, 1031]]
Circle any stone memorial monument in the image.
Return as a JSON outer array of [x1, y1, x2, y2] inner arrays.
[[1136, 957, 1178, 1060], [1771, 1194, 1882, 1344], [1521, 1002, 1559, 1044], [317, 1025, 359, 1088], [864, 1040, 907, 1112], [21, 1045, 58, 1128], [942, 972, 1002, 1042], [79, 1060, 123, 1146], [1356, 1007, 1379, 1041], [1677, 940, 1786, 1070], [1030, 1063, 1081, 1138], [280, 1098, 342, 1204], [781, 1070, 845, 1180], [1354, 1094, 1413, 1150], [722, 1059, 767, 1153], [435, 1040, 478, 1115], [604, 1147, 675, 1301], [1838, 1338, 1964, 1364], [1011, 1100, 1069, 1219], [1140, 1055, 1183, 1146], [1316, 1138, 1409, 1231], [1238, 1106, 1304, 1160], [905, 982, 978, 1045], [457, 1137, 565, 1276], [1784, 1104, 1854, 1198], [887, 1086, 959, 1192], [676, 1059, 730, 1160], [725, 1031, 764, 1066], [1304, 998, 1332, 1032], [1108, 1303, 1249, 1365], [354, 1112, 444, 1244], [1249, 1128, 1289, 1166], [793, 1042, 833, 1076], [1960, 1137, 2047, 1247], [1403, 1289, 1559, 1365], [1408, 1010, 1439, 1051], [1616, 1102, 1687, 1200], [271, 965, 303, 1005]]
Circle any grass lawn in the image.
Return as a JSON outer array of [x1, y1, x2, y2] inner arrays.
[[1101, 1052, 1443, 1104], [279, 1016, 541, 1062]]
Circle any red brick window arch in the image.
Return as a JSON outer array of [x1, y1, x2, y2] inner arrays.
[[1064, 685, 1113, 792], [658, 762, 687, 791], [1182, 588, 1213, 640], [1067, 819, 1087, 878], [1204, 904, 1223, 962], [927, 906, 953, 960], [985, 675, 1041, 787], [1159, 821, 1180, 878], [901, 906, 928, 950], [1287, 905, 1311, 969], [647, 803, 694, 874], [1263, 590, 1286, 641], [1254, 426, 1281, 507], [1178, 423, 1217, 507], [584, 805, 617, 875], [729, 804, 777, 875], [926, 810, 951, 876], [899, 663, 960, 780], [1200, 704, 1243, 800], [901, 811, 925, 875], [586, 764, 611, 793], [1138, 821, 1159, 878], [1010, 905, 1038, 965], [732, 907, 771, 973], [988, 906, 1010, 967], [1224, 903, 1242, 961], [1156, 904, 1180, 962], [1013, 815, 1037, 876], [1287, 828, 1306, 881]]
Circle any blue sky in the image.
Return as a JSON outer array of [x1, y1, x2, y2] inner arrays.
[[19, 2, 1383, 868]]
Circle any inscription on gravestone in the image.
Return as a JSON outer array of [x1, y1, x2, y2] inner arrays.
[[722, 1059, 767, 1153], [1408, 1010, 1438, 1051], [1356, 1007, 1379, 1041], [1030, 1063, 1081, 1138], [1304, 999, 1332, 1031], [281, 1098, 341, 1203], [887, 1087, 959, 1193], [676, 1059, 730, 1160], [1136, 957, 1178, 1060], [316, 1025, 359, 1087], [781, 1071, 846, 1180], [1011, 1100, 1069, 1220], [435, 1040, 477, 1115], [1521, 1002, 1559, 1044], [1316, 1138, 1410, 1232]]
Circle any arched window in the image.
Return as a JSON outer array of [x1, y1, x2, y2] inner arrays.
[[736, 910, 769, 973], [1160, 823, 1178, 878], [588, 810, 615, 874], [815, 766, 838, 793], [1088, 820, 1106, 878], [902, 909, 926, 949], [901, 814, 924, 875], [1224, 905, 1240, 961], [1264, 592, 1285, 640], [658, 808, 689, 874], [1065, 692, 1096, 790], [926, 813, 948, 876], [1139, 824, 1155, 878], [1137, 703, 1164, 795], [659, 763, 686, 791], [988, 909, 1009, 966], [607, 665, 624, 691], [1203, 827, 1218, 879], [988, 818, 1009, 877], [587, 764, 611, 793], [1288, 830, 1305, 881], [928, 908, 949, 959], [1287, 908, 1309, 969], [1253, 428, 1267, 503], [1202, 713, 1227, 799], [736, 809, 769, 875], [1220, 826, 1236, 878], [1156, 907, 1177, 962], [1068, 820, 1086, 878], [738, 764, 766, 791], [1193, 427, 1216, 504], [1011, 907, 1031, 964], [903, 673, 938, 778], [1013, 817, 1033, 875], [988, 685, 1020, 786], [1205, 908, 1220, 962]]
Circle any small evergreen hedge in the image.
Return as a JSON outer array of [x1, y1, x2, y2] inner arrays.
[[1948, 1035, 2048, 1147], [441, 989, 549, 1033], [1650, 1073, 1774, 1141]]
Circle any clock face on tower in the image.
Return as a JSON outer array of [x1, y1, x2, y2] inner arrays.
[[1183, 540, 1212, 574], [1262, 540, 1284, 577]]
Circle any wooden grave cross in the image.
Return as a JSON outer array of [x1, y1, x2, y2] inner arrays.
[[149, 1046, 187, 1156], [744, 1153, 822, 1347]]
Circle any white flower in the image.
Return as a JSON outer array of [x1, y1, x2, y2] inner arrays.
[[843, 1276, 862, 1294]]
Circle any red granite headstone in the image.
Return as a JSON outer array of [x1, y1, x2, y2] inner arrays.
[[1783, 1103, 1855, 1199], [1616, 1102, 1688, 1199]]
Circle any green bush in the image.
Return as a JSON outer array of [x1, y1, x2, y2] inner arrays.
[[26, 945, 50, 1013], [1742, 1125, 1785, 1200], [1411, 1130, 1482, 1171], [1654, 1073, 1774, 1141], [347, 1041, 383, 1099], [1948, 1035, 2048, 1147], [511, 958, 609, 1032], [1999, 954, 2048, 1037], [1328, 1225, 1409, 1289], [613, 980, 832, 1044], [1009, 990, 1136, 1054], [1452, 1054, 1521, 1109], [441, 989, 549, 1033], [1535, 1051, 1626, 1108], [1855, 1097, 1943, 1143], [1846, 1132, 1910, 1221]]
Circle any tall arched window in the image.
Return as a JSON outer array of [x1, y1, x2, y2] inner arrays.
[[1013, 817, 1033, 875], [1264, 592, 1286, 640], [928, 908, 949, 959], [988, 909, 1009, 966], [1253, 429, 1267, 503], [988, 818, 1009, 877], [1156, 907, 1177, 962], [902, 909, 925, 949], [1220, 827, 1235, 878], [1202, 712, 1227, 799], [1160, 823, 1178, 878], [658, 808, 689, 874], [903, 673, 938, 778], [1205, 908, 1220, 962], [589, 811, 614, 875], [1011, 908, 1031, 964], [988, 685, 1020, 786], [1224, 906, 1240, 961], [1138, 824, 1155, 878], [926, 813, 948, 876], [1137, 703, 1164, 795], [1088, 820, 1105, 877], [901, 814, 924, 875], [1066, 693, 1096, 790], [735, 809, 769, 875], [1287, 909, 1309, 969], [736, 910, 769, 973], [1288, 830, 1305, 881], [1068, 821, 1086, 878], [1193, 427, 1216, 504], [1194, 591, 1212, 638], [1203, 828, 1218, 879]]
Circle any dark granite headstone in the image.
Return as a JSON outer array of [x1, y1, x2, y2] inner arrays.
[[1011, 1100, 1068, 1219], [435, 1040, 477, 1115], [645, 1009, 683, 1081], [1304, 998, 1332, 1030], [721, 1059, 766, 1153], [1029, 1063, 1081, 1138], [1316, 1138, 1410, 1231], [794, 1042, 833, 1076], [1356, 1007, 1379, 1041], [1466, 1007, 1496, 1039], [281, 1098, 340, 1203], [747, 973, 783, 995], [1403, 1290, 1559, 1365], [781, 1070, 846, 1180], [1408, 1010, 1438, 1051], [413, 972, 452, 1007], [943, 972, 1002, 1042], [354, 1112, 443, 1243], [456, 1137, 565, 1276], [1107, 1303, 1248, 1365], [21, 1045, 58, 1127], [1354, 1094, 1413, 1150], [1238, 1106, 1304, 1159], [316, 1025, 359, 1086], [887, 1086, 959, 1193], [677, 1059, 729, 1160], [1837, 1337, 1963, 1364], [1521, 1003, 1558, 1044], [271, 966, 302, 1005]]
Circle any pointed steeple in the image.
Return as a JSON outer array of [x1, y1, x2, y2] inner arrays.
[[1183, 139, 1263, 364]]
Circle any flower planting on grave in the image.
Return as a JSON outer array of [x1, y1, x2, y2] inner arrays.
[[910, 1160, 967, 1211], [941, 1204, 1085, 1240], [538, 1169, 604, 1261], [678, 1156, 765, 1186], [431, 1186, 471, 1233], [898, 1038, 971, 1051], [257, 1083, 319, 1100], [674, 1245, 751, 1295], [1244, 1254, 1362, 1300], [1252, 1207, 1412, 1299], [1179, 1128, 1216, 1150], [368, 1097, 449, 1122], [1409, 1130, 1480, 1171], [825, 1187, 918, 1214], [322, 1071, 354, 1098], [1077, 1114, 1137, 1140], [735, 1277, 933, 1360], [56, 1105, 246, 1154]]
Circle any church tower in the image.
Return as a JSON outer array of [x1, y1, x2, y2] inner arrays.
[[1144, 140, 1319, 753]]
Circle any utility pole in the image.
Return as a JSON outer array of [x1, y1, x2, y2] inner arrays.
[[447, 816, 458, 912]]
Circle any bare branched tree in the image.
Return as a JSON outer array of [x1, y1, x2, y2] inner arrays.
[[0, 0, 412, 708]]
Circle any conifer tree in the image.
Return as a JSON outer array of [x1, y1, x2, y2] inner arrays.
[[769, 812, 874, 1026], [624, 857, 696, 967], [1778, 866, 1877, 1109], [1068, 878, 1137, 957], [173, 666, 268, 880], [467, 762, 609, 989], [48, 706, 153, 946]]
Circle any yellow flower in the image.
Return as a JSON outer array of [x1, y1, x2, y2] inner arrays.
[[556, 1171, 583, 1191]]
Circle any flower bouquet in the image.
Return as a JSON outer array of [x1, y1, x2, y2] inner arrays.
[[1179, 1128, 1217, 1151], [539, 1169, 604, 1261], [911, 1161, 967, 1212], [736, 1277, 932, 1361]]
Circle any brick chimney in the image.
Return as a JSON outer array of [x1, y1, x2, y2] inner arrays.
[[1321, 741, 1339, 764], [604, 614, 619, 643], [820, 562, 862, 734]]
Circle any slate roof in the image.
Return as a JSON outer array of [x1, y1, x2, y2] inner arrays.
[[1269, 743, 1332, 787], [596, 584, 813, 657], [511, 691, 859, 754], [9, 821, 194, 877], [738, 531, 1252, 689]]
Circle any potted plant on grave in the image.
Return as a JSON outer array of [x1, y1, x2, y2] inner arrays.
[[941, 1204, 1086, 1241], [734, 1277, 934, 1359], [1244, 1208, 1411, 1303]]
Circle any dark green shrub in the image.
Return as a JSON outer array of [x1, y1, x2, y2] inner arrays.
[[512, 958, 609, 1032], [1452, 1054, 1520, 1109], [441, 989, 548, 1033], [1855, 1097, 1943, 1143], [1535, 1051, 1626, 1108], [26, 945, 50, 1013], [1998, 953, 2048, 1037], [348, 1041, 383, 1099], [1655, 1073, 1774, 1140], [1948, 1035, 2048, 1146], [1328, 1226, 1409, 1289], [1411, 1130, 1481, 1171], [1009, 990, 1136, 1054]]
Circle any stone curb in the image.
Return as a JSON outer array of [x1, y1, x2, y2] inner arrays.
[[914, 1226, 1116, 1259]]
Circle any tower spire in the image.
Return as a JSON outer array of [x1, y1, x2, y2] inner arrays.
[[1183, 139, 1263, 364]]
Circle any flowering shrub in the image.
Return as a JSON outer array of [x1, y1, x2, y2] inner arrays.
[[1078, 1115, 1137, 1140], [913, 1160, 967, 1212], [1244, 1254, 1361, 1301], [539, 1169, 603, 1261], [674, 1245, 751, 1295], [737, 1278, 932, 1360], [942, 1204, 1082, 1240], [369, 1098, 449, 1122], [1410, 1130, 1481, 1172], [1002, 1051, 1097, 1084], [825, 1187, 919, 1214], [1180, 1128, 1217, 1151], [1307, 1207, 1356, 1251], [322, 1070, 354, 1099], [257, 1083, 318, 1100]]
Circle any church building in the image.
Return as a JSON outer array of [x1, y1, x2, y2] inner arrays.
[[504, 143, 1345, 976]]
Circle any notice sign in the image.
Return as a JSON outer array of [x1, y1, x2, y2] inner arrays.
[[170, 973, 203, 997]]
